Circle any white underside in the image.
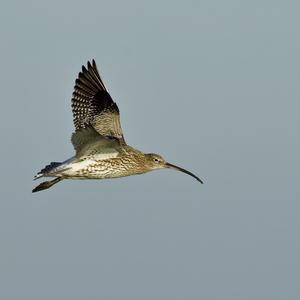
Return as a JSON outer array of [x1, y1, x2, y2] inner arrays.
[[36, 151, 120, 179], [56, 152, 119, 177]]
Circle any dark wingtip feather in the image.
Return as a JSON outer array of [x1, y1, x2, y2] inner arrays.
[[82, 65, 88, 73]]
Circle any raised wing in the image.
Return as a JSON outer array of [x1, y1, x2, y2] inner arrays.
[[71, 125, 121, 158], [71, 60, 125, 143]]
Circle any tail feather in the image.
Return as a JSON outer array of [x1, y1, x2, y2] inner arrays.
[[34, 162, 62, 180], [32, 177, 63, 193]]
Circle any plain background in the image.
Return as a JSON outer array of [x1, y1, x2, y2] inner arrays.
[[0, 0, 299, 299]]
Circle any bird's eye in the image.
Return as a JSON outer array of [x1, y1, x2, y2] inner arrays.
[[154, 158, 159, 162]]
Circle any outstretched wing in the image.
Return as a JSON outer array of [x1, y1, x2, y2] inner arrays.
[[71, 125, 121, 158], [71, 60, 125, 143]]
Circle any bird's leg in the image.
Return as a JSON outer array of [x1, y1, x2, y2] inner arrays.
[[32, 177, 63, 193]]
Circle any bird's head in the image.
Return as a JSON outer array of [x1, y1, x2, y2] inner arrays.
[[145, 153, 203, 183]]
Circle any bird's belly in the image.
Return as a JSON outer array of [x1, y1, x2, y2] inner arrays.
[[59, 158, 145, 179]]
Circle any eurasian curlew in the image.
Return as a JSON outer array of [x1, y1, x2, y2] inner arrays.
[[33, 60, 203, 192]]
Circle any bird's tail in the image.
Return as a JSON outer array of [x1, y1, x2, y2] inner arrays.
[[34, 162, 63, 180], [32, 177, 63, 193]]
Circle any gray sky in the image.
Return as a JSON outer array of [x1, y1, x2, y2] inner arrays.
[[1, 0, 299, 299]]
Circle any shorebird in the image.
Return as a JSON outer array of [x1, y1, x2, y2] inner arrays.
[[33, 60, 203, 192]]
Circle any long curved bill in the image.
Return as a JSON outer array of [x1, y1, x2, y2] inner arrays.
[[165, 162, 203, 184]]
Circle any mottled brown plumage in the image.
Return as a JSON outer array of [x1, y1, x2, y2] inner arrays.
[[33, 60, 203, 192]]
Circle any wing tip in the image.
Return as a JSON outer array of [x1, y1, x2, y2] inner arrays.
[[77, 59, 106, 91], [83, 59, 96, 69], [81, 59, 96, 73]]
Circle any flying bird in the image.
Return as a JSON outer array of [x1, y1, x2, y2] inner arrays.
[[33, 60, 203, 192]]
